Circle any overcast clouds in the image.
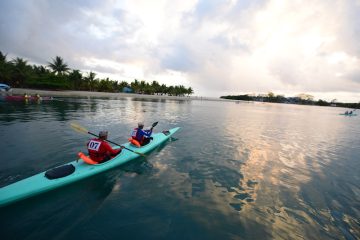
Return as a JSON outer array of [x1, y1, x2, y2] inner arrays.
[[1, 0, 360, 102]]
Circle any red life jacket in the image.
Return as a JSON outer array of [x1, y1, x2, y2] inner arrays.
[[87, 138, 107, 162]]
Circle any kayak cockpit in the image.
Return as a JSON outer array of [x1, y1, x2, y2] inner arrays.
[[45, 164, 75, 180]]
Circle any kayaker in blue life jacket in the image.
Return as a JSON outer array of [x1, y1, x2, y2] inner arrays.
[[131, 122, 154, 146]]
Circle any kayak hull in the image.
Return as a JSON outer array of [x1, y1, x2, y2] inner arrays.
[[0, 127, 180, 207]]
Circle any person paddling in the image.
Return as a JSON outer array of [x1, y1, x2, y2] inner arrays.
[[35, 93, 42, 100], [87, 131, 123, 163], [131, 122, 154, 146]]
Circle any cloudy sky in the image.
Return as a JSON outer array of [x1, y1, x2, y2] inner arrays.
[[1, 0, 360, 102]]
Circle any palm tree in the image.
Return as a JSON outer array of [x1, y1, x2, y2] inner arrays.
[[187, 87, 194, 96], [167, 86, 174, 96], [160, 84, 167, 95], [151, 80, 160, 94], [12, 57, 28, 70], [0, 51, 11, 83], [131, 79, 140, 93], [33, 65, 50, 75], [11, 57, 30, 87], [86, 71, 97, 91], [0, 51, 7, 63], [68, 69, 83, 90], [48, 56, 70, 75], [139, 80, 146, 93]]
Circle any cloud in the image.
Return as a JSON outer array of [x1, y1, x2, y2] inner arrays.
[[1, 0, 360, 102]]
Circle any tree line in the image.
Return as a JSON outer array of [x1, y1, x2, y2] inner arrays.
[[221, 92, 360, 109], [0, 51, 194, 96]]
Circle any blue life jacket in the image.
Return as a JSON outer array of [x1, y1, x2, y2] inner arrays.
[[131, 128, 152, 143]]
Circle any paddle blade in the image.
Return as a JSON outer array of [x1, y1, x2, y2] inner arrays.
[[152, 121, 159, 128], [135, 151, 147, 157], [70, 122, 88, 134]]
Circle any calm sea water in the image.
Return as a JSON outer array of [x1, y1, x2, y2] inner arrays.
[[0, 97, 359, 240]]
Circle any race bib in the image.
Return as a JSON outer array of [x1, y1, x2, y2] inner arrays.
[[131, 129, 137, 137], [88, 140, 101, 151]]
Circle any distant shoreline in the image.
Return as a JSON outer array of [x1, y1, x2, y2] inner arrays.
[[10, 88, 232, 102]]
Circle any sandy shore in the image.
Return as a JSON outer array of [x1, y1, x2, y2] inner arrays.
[[10, 88, 233, 102]]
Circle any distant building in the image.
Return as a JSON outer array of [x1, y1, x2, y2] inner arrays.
[[122, 87, 132, 93]]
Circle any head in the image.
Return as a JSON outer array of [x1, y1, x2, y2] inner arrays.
[[138, 122, 144, 129], [99, 131, 108, 140]]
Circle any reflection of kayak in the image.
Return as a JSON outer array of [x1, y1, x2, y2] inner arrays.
[[4, 95, 54, 101], [339, 113, 357, 116], [0, 127, 180, 207]]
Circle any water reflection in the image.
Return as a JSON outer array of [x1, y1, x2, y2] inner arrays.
[[218, 103, 360, 239], [156, 101, 359, 239]]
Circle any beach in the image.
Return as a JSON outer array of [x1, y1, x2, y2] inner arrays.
[[9, 88, 230, 102]]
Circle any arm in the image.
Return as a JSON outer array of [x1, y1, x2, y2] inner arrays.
[[102, 141, 121, 155], [143, 128, 152, 137]]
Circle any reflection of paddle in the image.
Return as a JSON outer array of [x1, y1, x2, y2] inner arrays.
[[70, 122, 146, 157]]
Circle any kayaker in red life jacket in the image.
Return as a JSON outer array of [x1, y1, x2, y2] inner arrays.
[[87, 131, 123, 163], [131, 122, 154, 146]]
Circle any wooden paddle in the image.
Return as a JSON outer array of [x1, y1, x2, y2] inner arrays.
[[70, 122, 147, 157]]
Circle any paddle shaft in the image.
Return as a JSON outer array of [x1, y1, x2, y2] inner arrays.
[[72, 121, 158, 157], [87, 131, 144, 156]]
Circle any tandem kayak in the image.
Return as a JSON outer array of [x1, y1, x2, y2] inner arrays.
[[339, 113, 357, 116], [0, 127, 180, 207]]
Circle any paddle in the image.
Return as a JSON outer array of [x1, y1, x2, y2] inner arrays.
[[70, 122, 147, 157], [151, 121, 158, 130]]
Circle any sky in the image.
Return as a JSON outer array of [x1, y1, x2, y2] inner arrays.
[[1, 0, 360, 102]]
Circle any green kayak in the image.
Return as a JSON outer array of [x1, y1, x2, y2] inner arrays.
[[0, 127, 180, 207], [339, 113, 357, 116]]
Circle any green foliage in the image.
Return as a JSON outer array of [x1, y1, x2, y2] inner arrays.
[[317, 99, 330, 106], [0, 52, 194, 96], [0, 51, 12, 84], [26, 75, 71, 90], [221, 94, 360, 108], [48, 56, 70, 75]]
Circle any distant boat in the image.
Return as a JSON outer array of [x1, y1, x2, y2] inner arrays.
[[0, 83, 11, 92]]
